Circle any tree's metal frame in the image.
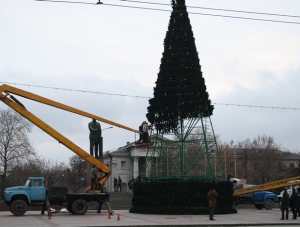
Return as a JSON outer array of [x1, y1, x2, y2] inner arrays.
[[142, 108, 225, 181]]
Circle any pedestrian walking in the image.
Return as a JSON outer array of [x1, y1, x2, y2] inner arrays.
[[207, 188, 218, 221], [280, 188, 289, 220]]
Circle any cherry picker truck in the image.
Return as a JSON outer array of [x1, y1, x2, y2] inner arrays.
[[0, 84, 141, 216]]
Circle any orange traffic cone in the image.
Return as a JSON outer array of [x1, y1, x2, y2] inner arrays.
[[108, 213, 111, 219], [117, 214, 120, 221]]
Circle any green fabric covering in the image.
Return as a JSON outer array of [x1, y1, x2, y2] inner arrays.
[[129, 179, 237, 214]]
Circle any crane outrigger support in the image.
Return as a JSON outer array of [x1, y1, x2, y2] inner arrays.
[[0, 83, 140, 188]]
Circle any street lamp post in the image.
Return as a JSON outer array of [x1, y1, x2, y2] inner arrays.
[[234, 149, 237, 178], [102, 126, 113, 131], [210, 149, 216, 177]]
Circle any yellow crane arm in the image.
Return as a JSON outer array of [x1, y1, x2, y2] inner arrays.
[[0, 91, 111, 185], [0, 83, 141, 187], [234, 175, 300, 196], [0, 84, 140, 134]]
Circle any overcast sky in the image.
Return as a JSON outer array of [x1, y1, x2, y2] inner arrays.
[[1, 0, 300, 164]]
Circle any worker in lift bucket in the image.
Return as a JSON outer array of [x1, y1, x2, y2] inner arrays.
[[142, 121, 151, 143]]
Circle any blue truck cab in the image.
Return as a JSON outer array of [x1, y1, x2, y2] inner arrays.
[[234, 190, 277, 210], [3, 177, 46, 216], [252, 191, 277, 210]]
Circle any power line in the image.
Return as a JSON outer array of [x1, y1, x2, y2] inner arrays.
[[1, 81, 299, 111], [0, 81, 149, 98], [34, 0, 300, 25], [35, 0, 95, 4], [214, 103, 300, 111], [121, 0, 300, 19]]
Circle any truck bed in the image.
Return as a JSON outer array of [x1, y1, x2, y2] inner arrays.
[[66, 193, 110, 203]]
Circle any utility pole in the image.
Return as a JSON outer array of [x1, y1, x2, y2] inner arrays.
[[234, 149, 237, 178]]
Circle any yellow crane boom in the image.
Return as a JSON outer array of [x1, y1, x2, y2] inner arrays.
[[234, 175, 300, 196], [0, 84, 139, 188]]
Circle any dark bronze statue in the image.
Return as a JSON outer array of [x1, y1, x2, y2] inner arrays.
[[88, 119, 102, 158]]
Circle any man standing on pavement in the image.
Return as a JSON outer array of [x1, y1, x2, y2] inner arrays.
[[280, 188, 289, 220], [290, 188, 298, 219], [207, 188, 218, 221], [297, 188, 300, 217], [117, 175, 122, 192], [128, 176, 135, 197]]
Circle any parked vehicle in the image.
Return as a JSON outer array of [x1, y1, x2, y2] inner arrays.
[[234, 191, 277, 210], [2, 177, 112, 216], [233, 176, 300, 210]]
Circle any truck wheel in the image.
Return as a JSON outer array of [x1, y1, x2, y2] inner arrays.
[[255, 204, 264, 210], [11, 200, 27, 216], [264, 199, 274, 210], [72, 199, 88, 215]]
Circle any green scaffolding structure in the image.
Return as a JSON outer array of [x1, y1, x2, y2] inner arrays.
[[143, 0, 225, 182], [142, 114, 225, 181]]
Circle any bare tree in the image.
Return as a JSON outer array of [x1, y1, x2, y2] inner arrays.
[[0, 108, 36, 188], [218, 141, 234, 178], [236, 138, 251, 180], [246, 135, 282, 184], [67, 155, 87, 192], [219, 136, 285, 184]]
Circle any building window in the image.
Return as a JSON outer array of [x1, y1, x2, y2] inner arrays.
[[121, 161, 126, 169], [290, 163, 295, 169]]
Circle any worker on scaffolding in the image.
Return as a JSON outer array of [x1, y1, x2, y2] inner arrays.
[[136, 122, 144, 143], [142, 121, 151, 143]]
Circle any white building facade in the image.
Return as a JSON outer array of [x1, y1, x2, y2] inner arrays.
[[103, 142, 149, 192]]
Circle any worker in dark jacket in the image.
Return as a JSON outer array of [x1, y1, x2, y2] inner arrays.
[[207, 188, 218, 220], [290, 189, 298, 219], [136, 122, 144, 143], [90, 165, 97, 190], [297, 188, 300, 217], [280, 188, 289, 220]]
